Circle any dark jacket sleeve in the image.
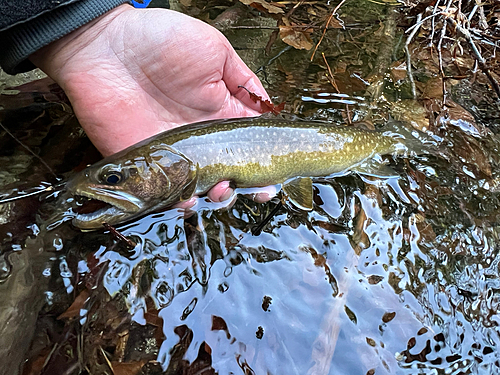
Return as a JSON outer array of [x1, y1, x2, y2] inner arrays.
[[0, 0, 129, 74]]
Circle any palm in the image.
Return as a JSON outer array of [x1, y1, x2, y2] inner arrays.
[[39, 6, 267, 156]]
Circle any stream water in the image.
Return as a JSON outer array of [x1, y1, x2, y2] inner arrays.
[[1, 1, 500, 374]]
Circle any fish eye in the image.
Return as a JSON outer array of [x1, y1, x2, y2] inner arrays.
[[103, 171, 123, 185]]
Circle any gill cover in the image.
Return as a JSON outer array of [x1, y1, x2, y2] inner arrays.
[[146, 144, 198, 204]]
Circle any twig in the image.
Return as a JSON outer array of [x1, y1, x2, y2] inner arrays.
[[437, 13, 448, 104], [0, 184, 59, 204], [446, 15, 500, 98], [467, 3, 478, 23], [99, 346, 114, 372], [321, 52, 352, 123], [311, 0, 346, 61], [284, 0, 304, 19], [405, 14, 422, 99], [103, 223, 136, 249], [406, 11, 442, 36], [428, 0, 441, 46], [251, 199, 283, 235], [477, 3, 488, 30], [321, 53, 340, 93], [0, 121, 59, 181]]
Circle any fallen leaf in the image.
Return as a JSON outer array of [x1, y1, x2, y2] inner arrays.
[[239, 0, 284, 14], [417, 77, 444, 99], [443, 100, 488, 138], [279, 26, 314, 50], [110, 360, 148, 375], [238, 86, 285, 115], [390, 60, 407, 82], [58, 289, 90, 320]]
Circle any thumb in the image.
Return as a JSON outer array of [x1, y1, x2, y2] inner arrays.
[[222, 46, 270, 112]]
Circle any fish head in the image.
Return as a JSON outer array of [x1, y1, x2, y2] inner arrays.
[[67, 145, 197, 230]]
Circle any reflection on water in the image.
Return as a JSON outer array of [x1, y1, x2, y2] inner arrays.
[[43, 147, 500, 374], [2, 1, 500, 374], [2, 89, 500, 373]]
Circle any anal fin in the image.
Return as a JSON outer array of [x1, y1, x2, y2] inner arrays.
[[282, 177, 314, 211]]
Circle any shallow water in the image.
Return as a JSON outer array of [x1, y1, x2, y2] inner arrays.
[[2, 1, 500, 374]]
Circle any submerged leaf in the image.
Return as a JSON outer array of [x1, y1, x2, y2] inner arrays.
[[279, 26, 314, 50], [58, 289, 90, 320], [239, 0, 284, 14], [110, 360, 148, 375]]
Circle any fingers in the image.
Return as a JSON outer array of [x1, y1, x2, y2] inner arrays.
[[207, 180, 234, 202], [172, 182, 277, 219], [172, 180, 234, 210], [172, 196, 197, 210], [240, 185, 277, 203]]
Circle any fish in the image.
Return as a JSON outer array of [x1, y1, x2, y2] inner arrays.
[[66, 117, 411, 230]]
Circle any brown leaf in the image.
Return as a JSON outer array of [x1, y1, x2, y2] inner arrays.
[[325, 17, 343, 29], [239, 0, 284, 14], [22, 347, 52, 375], [452, 133, 492, 177], [110, 360, 148, 375], [211, 315, 230, 339], [238, 85, 285, 115], [444, 100, 488, 137], [418, 77, 444, 99], [279, 25, 314, 50], [390, 60, 407, 82], [58, 289, 90, 320]]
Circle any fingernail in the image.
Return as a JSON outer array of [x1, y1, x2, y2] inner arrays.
[[219, 185, 234, 202]]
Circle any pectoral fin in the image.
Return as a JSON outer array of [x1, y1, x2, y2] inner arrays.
[[282, 177, 314, 211]]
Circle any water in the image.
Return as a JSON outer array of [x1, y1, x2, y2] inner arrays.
[[1, 1, 500, 374]]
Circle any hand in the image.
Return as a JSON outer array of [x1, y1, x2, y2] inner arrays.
[[30, 4, 269, 205]]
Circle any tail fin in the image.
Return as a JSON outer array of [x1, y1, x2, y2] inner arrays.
[[381, 119, 442, 158]]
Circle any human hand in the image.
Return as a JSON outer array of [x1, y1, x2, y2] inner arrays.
[[30, 4, 269, 205]]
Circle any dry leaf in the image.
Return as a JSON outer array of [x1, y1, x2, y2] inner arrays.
[[110, 360, 148, 375], [58, 289, 90, 320], [279, 26, 314, 50], [418, 77, 444, 99], [444, 100, 488, 138], [238, 85, 285, 114], [239, 0, 284, 14], [390, 60, 407, 82]]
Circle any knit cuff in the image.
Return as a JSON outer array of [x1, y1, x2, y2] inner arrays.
[[0, 0, 130, 74]]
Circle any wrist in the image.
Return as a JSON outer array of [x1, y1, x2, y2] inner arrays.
[[30, 3, 132, 83]]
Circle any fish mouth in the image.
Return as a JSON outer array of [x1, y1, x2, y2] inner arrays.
[[71, 187, 144, 229]]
